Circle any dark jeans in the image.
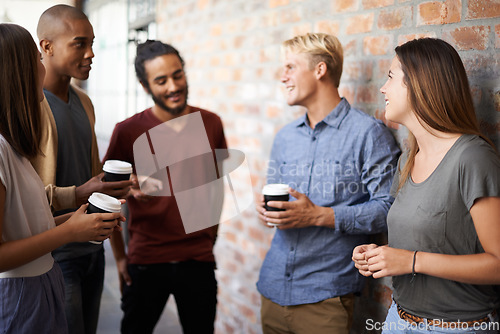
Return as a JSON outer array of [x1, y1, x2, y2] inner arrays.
[[121, 260, 217, 334], [57, 248, 105, 334]]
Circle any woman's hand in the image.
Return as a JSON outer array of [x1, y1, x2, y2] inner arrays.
[[352, 244, 378, 276], [64, 204, 122, 243], [363, 245, 414, 279]]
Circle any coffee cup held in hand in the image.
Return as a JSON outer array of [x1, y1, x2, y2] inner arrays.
[[102, 160, 133, 182], [87, 192, 122, 244], [262, 184, 289, 212]]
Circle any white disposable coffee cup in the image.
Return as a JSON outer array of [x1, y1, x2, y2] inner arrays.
[[87, 192, 122, 244], [262, 184, 289, 227], [102, 160, 133, 182]]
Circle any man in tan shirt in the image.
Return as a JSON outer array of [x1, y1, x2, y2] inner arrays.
[[32, 5, 132, 334]]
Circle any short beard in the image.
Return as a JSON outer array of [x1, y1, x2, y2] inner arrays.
[[150, 85, 189, 116]]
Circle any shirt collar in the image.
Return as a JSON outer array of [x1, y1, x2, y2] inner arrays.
[[296, 98, 350, 129]]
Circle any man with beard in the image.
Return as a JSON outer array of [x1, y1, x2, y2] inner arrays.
[[103, 40, 227, 334]]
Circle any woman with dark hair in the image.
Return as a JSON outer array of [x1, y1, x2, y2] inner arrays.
[[0, 23, 122, 334], [353, 38, 500, 332]]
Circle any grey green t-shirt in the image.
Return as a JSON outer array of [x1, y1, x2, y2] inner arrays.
[[44, 87, 101, 260], [388, 134, 500, 321]]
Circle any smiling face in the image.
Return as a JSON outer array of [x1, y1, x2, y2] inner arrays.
[[380, 57, 410, 124], [143, 53, 189, 116], [47, 18, 94, 81], [280, 51, 318, 108]]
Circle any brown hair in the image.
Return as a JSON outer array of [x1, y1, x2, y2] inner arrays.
[[282, 33, 344, 87], [395, 38, 493, 190], [0, 23, 42, 158]]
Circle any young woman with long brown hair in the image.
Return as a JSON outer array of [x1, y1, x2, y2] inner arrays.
[[353, 38, 500, 332], [0, 23, 122, 334]]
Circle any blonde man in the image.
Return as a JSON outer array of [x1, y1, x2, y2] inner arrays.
[[256, 33, 400, 333]]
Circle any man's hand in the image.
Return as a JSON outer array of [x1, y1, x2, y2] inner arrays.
[[262, 188, 335, 229], [76, 172, 133, 205], [128, 174, 155, 202], [108, 228, 132, 294], [256, 194, 275, 229], [116, 256, 132, 293]]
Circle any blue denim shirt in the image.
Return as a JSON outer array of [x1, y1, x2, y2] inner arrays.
[[257, 98, 401, 306]]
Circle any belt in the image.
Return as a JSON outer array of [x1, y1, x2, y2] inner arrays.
[[397, 303, 496, 328]]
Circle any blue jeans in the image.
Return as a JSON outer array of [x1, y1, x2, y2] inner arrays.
[[121, 260, 217, 334], [380, 302, 499, 334], [57, 248, 105, 334]]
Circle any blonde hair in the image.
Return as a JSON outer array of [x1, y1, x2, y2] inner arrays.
[[282, 33, 344, 87]]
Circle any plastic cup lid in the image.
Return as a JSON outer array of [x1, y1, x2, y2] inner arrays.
[[262, 183, 289, 196], [88, 192, 122, 212], [103, 160, 133, 174]]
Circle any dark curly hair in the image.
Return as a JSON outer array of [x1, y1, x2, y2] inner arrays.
[[135, 40, 185, 90]]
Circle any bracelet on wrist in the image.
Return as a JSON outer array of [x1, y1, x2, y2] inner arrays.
[[410, 250, 418, 283]]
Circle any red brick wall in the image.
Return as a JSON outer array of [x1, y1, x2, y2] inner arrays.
[[156, 0, 499, 333]]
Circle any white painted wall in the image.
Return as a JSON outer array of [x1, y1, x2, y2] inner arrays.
[[0, 0, 72, 42]]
